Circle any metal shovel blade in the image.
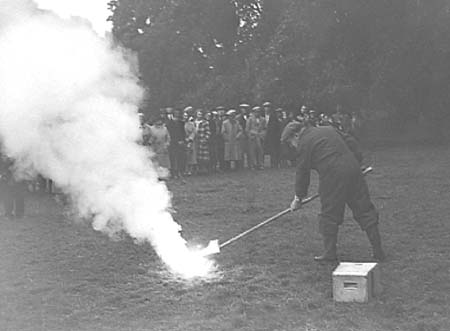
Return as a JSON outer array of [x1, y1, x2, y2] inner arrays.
[[198, 239, 220, 257]]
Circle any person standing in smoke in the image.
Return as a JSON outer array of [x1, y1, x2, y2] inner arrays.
[[0, 154, 26, 219], [166, 108, 186, 179], [147, 115, 171, 177], [281, 118, 386, 263]]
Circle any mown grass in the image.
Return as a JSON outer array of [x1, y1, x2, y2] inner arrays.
[[0, 145, 449, 331]]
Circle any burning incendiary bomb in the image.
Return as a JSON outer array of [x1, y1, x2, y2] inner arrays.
[[0, 0, 215, 280]]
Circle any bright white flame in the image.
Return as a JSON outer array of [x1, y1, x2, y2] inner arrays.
[[34, 0, 111, 35], [0, 0, 215, 279]]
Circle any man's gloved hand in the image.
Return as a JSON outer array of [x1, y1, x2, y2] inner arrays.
[[290, 195, 302, 211]]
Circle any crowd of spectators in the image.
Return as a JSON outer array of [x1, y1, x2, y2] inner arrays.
[[141, 102, 363, 179]]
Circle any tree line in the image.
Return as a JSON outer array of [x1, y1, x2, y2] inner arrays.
[[108, 0, 450, 139]]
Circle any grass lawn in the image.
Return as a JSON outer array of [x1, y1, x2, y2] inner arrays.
[[0, 145, 449, 331]]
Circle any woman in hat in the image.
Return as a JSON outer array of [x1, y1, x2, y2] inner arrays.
[[221, 109, 243, 170], [184, 108, 197, 175], [194, 109, 211, 174]]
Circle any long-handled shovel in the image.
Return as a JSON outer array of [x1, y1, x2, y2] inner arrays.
[[200, 166, 373, 257]]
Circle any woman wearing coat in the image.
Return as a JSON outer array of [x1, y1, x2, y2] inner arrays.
[[184, 109, 197, 175], [194, 110, 211, 174], [221, 109, 243, 170]]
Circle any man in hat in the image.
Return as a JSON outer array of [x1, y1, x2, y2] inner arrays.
[[265, 106, 282, 168], [215, 106, 226, 171], [238, 103, 250, 169], [207, 110, 219, 172], [166, 108, 186, 178], [281, 118, 385, 263]]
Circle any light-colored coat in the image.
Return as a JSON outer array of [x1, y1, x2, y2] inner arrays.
[[185, 120, 197, 165], [221, 118, 243, 161]]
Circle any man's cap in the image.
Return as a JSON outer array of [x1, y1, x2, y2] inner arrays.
[[239, 103, 250, 108], [251, 106, 261, 112], [280, 121, 303, 143], [216, 106, 226, 111], [183, 106, 194, 113], [262, 101, 272, 107], [275, 108, 283, 112], [226, 109, 236, 115]]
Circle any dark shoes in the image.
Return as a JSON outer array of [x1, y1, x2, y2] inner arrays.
[[313, 254, 338, 263], [314, 234, 338, 263], [366, 225, 386, 262], [313, 225, 386, 263]]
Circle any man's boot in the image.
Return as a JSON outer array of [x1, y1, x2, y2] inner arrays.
[[314, 233, 338, 262], [365, 224, 386, 262]]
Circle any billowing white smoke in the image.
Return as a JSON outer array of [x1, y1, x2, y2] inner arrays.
[[0, 0, 214, 278]]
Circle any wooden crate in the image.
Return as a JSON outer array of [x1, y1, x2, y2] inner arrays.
[[332, 262, 381, 302]]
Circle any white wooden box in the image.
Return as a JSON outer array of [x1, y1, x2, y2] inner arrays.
[[332, 262, 381, 303]]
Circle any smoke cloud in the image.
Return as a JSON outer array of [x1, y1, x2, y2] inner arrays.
[[0, 0, 214, 278]]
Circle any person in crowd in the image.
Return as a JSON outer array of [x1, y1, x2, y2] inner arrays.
[[222, 109, 243, 170], [184, 107, 197, 176], [281, 117, 385, 263], [306, 109, 319, 127], [319, 113, 333, 126], [195, 109, 211, 174], [0, 154, 26, 219], [265, 106, 282, 168], [246, 106, 265, 170], [147, 115, 171, 177], [206, 110, 218, 173], [262, 101, 272, 166], [237, 103, 250, 169], [281, 109, 294, 128], [166, 108, 186, 178], [350, 111, 364, 141], [216, 106, 226, 171], [300, 105, 308, 116], [341, 112, 352, 134], [165, 107, 174, 122], [279, 109, 293, 168]]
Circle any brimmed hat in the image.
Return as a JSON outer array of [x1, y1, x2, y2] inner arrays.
[[251, 106, 261, 113], [262, 101, 272, 107], [239, 103, 250, 108], [183, 106, 194, 113], [226, 109, 236, 116]]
